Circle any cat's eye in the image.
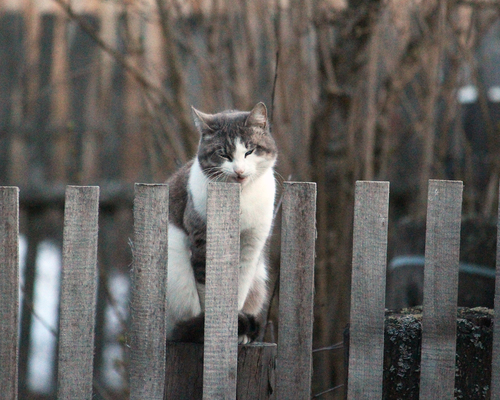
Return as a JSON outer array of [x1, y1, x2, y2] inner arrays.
[[221, 153, 233, 161], [245, 149, 255, 157]]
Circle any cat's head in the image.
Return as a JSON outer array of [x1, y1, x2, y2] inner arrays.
[[191, 102, 277, 186]]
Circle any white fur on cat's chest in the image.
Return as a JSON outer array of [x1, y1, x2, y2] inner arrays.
[[188, 158, 276, 231]]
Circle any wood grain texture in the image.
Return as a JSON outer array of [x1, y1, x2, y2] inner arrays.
[[237, 343, 277, 399], [276, 182, 317, 399], [57, 186, 99, 400], [165, 343, 277, 400], [419, 180, 463, 400], [203, 182, 240, 400], [491, 181, 500, 400], [130, 184, 169, 400], [0, 187, 19, 399], [347, 181, 389, 400]]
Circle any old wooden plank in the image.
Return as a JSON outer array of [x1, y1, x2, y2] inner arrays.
[[0, 187, 19, 399], [57, 186, 99, 400], [203, 182, 240, 400], [276, 181, 317, 399], [165, 342, 277, 399], [419, 180, 463, 400], [130, 184, 169, 400], [347, 181, 390, 400], [491, 181, 500, 400], [237, 343, 277, 399]]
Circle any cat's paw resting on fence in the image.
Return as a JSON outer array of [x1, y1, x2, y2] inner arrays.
[[169, 312, 260, 344]]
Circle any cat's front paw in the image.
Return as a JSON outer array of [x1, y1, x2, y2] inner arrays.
[[237, 312, 260, 344], [238, 334, 252, 345]]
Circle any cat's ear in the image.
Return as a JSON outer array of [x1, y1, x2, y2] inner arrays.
[[245, 102, 267, 129], [191, 106, 215, 133]]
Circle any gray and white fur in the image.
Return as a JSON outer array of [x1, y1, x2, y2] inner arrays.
[[165, 102, 277, 344]]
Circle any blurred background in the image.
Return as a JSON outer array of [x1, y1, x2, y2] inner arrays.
[[0, 0, 499, 398]]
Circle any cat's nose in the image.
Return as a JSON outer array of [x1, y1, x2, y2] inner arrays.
[[234, 166, 245, 176]]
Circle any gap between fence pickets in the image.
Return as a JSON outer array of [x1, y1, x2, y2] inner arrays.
[[0, 187, 20, 400]]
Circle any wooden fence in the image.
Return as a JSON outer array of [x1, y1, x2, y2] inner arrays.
[[1, 179, 500, 398], [347, 179, 500, 399], [0, 181, 317, 399]]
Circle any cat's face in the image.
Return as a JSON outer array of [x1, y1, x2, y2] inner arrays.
[[192, 103, 277, 186]]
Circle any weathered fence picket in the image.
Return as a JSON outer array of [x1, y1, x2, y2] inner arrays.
[[419, 180, 463, 399], [491, 182, 500, 400], [203, 182, 241, 399], [130, 184, 169, 399], [0, 187, 19, 399], [277, 182, 317, 399], [56, 186, 99, 399], [347, 181, 390, 399]]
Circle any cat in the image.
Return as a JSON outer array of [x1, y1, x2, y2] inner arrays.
[[165, 102, 278, 344]]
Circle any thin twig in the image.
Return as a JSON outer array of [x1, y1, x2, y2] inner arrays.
[[271, 50, 280, 124], [312, 342, 343, 353], [311, 384, 344, 399], [52, 0, 175, 110], [20, 283, 58, 336]]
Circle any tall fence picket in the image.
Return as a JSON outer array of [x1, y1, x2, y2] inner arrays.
[[276, 182, 317, 399], [491, 180, 500, 400], [0, 187, 19, 399], [130, 184, 169, 399], [347, 181, 390, 399], [203, 182, 240, 400], [419, 180, 463, 399], [57, 186, 99, 400]]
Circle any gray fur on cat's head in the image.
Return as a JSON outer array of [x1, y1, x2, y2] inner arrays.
[[191, 102, 277, 185]]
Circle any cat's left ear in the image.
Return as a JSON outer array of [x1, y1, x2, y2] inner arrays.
[[245, 102, 267, 129], [192, 106, 215, 133]]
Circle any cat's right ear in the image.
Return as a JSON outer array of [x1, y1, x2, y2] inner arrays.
[[192, 106, 215, 134]]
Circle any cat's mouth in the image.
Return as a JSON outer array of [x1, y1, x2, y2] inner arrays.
[[233, 175, 248, 184]]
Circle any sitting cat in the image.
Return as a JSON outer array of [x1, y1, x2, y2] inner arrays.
[[165, 102, 277, 344]]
